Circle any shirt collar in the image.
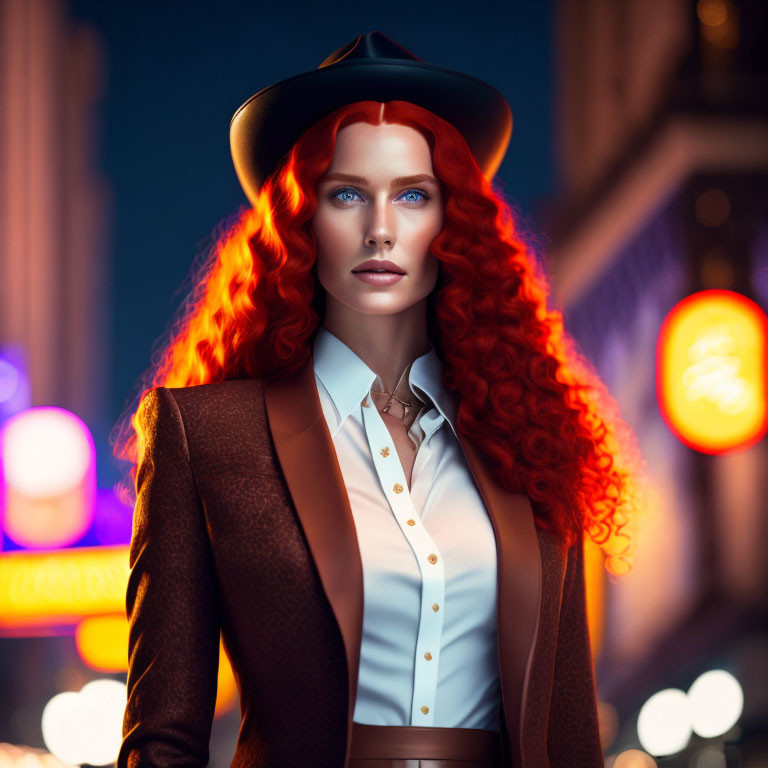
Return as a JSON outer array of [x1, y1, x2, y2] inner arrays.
[[312, 326, 458, 439]]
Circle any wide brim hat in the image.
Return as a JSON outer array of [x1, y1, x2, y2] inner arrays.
[[230, 30, 513, 206]]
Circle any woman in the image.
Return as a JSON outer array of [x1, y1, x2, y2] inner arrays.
[[114, 31, 641, 768]]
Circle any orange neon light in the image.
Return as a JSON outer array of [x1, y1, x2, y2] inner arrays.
[[1, 545, 240, 719], [75, 614, 131, 672], [75, 615, 238, 717], [584, 538, 604, 660], [657, 290, 768, 454]]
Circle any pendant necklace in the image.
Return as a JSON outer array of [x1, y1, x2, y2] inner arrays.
[[368, 361, 428, 431]]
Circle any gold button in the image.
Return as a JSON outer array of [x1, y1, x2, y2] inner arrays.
[[432, 603, 439, 612], [421, 705, 429, 714], [428, 553, 437, 564], [380, 446, 390, 457], [424, 651, 432, 660], [407, 519, 416, 526], [393, 483, 403, 494]]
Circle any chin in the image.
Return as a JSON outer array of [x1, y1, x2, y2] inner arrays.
[[322, 276, 435, 318], [348, 298, 414, 316]]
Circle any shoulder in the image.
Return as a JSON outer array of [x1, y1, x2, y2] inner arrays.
[[149, 378, 270, 460], [163, 377, 265, 414]]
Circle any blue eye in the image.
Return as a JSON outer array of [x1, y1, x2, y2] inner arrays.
[[332, 187, 364, 203], [399, 188, 429, 204]]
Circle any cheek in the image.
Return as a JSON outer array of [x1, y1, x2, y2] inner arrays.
[[408, 211, 443, 266], [312, 216, 339, 278], [313, 208, 356, 256], [419, 204, 443, 239], [312, 212, 350, 288]]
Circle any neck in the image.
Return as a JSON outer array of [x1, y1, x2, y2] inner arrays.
[[321, 295, 431, 393]]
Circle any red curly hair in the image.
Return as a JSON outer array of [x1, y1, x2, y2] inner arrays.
[[112, 100, 644, 574]]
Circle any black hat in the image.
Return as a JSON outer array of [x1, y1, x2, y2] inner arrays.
[[230, 31, 513, 206]]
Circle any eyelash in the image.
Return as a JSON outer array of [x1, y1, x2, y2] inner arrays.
[[330, 186, 431, 205]]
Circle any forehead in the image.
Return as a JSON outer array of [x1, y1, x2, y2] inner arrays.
[[327, 121, 433, 173]]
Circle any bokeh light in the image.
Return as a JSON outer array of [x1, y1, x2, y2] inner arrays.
[[688, 669, 743, 738], [637, 688, 692, 756], [614, 749, 657, 768], [657, 290, 767, 454], [41, 679, 126, 766], [694, 746, 727, 768], [2, 407, 96, 548]]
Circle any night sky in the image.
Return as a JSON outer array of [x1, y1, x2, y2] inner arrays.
[[67, 0, 556, 487]]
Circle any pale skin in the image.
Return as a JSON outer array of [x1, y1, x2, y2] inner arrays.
[[311, 121, 445, 489]]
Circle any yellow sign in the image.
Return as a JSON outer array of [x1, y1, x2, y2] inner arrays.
[[657, 290, 767, 453], [0, 545, 128, 626], [0, 546, 237, 716]]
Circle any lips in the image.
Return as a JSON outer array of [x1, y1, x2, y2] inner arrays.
[[351, 259, 405, 274]]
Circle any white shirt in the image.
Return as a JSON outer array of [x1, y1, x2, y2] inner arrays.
[[312, 326, 502, 732]]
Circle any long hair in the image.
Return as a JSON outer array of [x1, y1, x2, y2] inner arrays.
[[111, 99, 645, 574]]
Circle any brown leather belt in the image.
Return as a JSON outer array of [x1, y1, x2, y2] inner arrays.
[[349, 722, 503, 767]]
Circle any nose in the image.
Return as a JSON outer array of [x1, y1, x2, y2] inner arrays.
[[364, 194, 395, 248]]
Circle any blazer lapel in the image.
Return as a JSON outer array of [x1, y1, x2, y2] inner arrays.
[[456, 437, 542, 768], [263, 355, 364, 762], [264, 354, 542, 768]]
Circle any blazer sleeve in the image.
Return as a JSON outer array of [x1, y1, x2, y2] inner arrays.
[[117, 386, 221, 768], [546, 532, 604, 767]]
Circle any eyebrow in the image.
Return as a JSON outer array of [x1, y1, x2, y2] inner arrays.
[[321, 172, 439, 188]]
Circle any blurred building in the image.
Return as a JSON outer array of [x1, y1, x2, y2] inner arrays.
[[0, 0, 110, 428], [0, 0, 116, 757], [549, 0, 768, 764]]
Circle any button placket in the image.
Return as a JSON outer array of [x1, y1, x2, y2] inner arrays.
[[360, 399, 446, 726], [411, 536, 444, 724]]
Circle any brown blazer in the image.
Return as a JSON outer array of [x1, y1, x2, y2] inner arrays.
[[118, 355, 604, 768]]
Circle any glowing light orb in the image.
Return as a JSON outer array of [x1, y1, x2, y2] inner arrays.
[[1, 407, 96, 547], [657, 290, 767, 454], [42, 679, 126, 766], [614, 749, 657, 767], [688, 669, 743, 738], [637, 688, 692, 756]]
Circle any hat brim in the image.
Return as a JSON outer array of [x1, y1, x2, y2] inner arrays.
[[230, 59, 513, 206]]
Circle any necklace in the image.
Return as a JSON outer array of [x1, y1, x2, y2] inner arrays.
[[368, 361, 428, 430]]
